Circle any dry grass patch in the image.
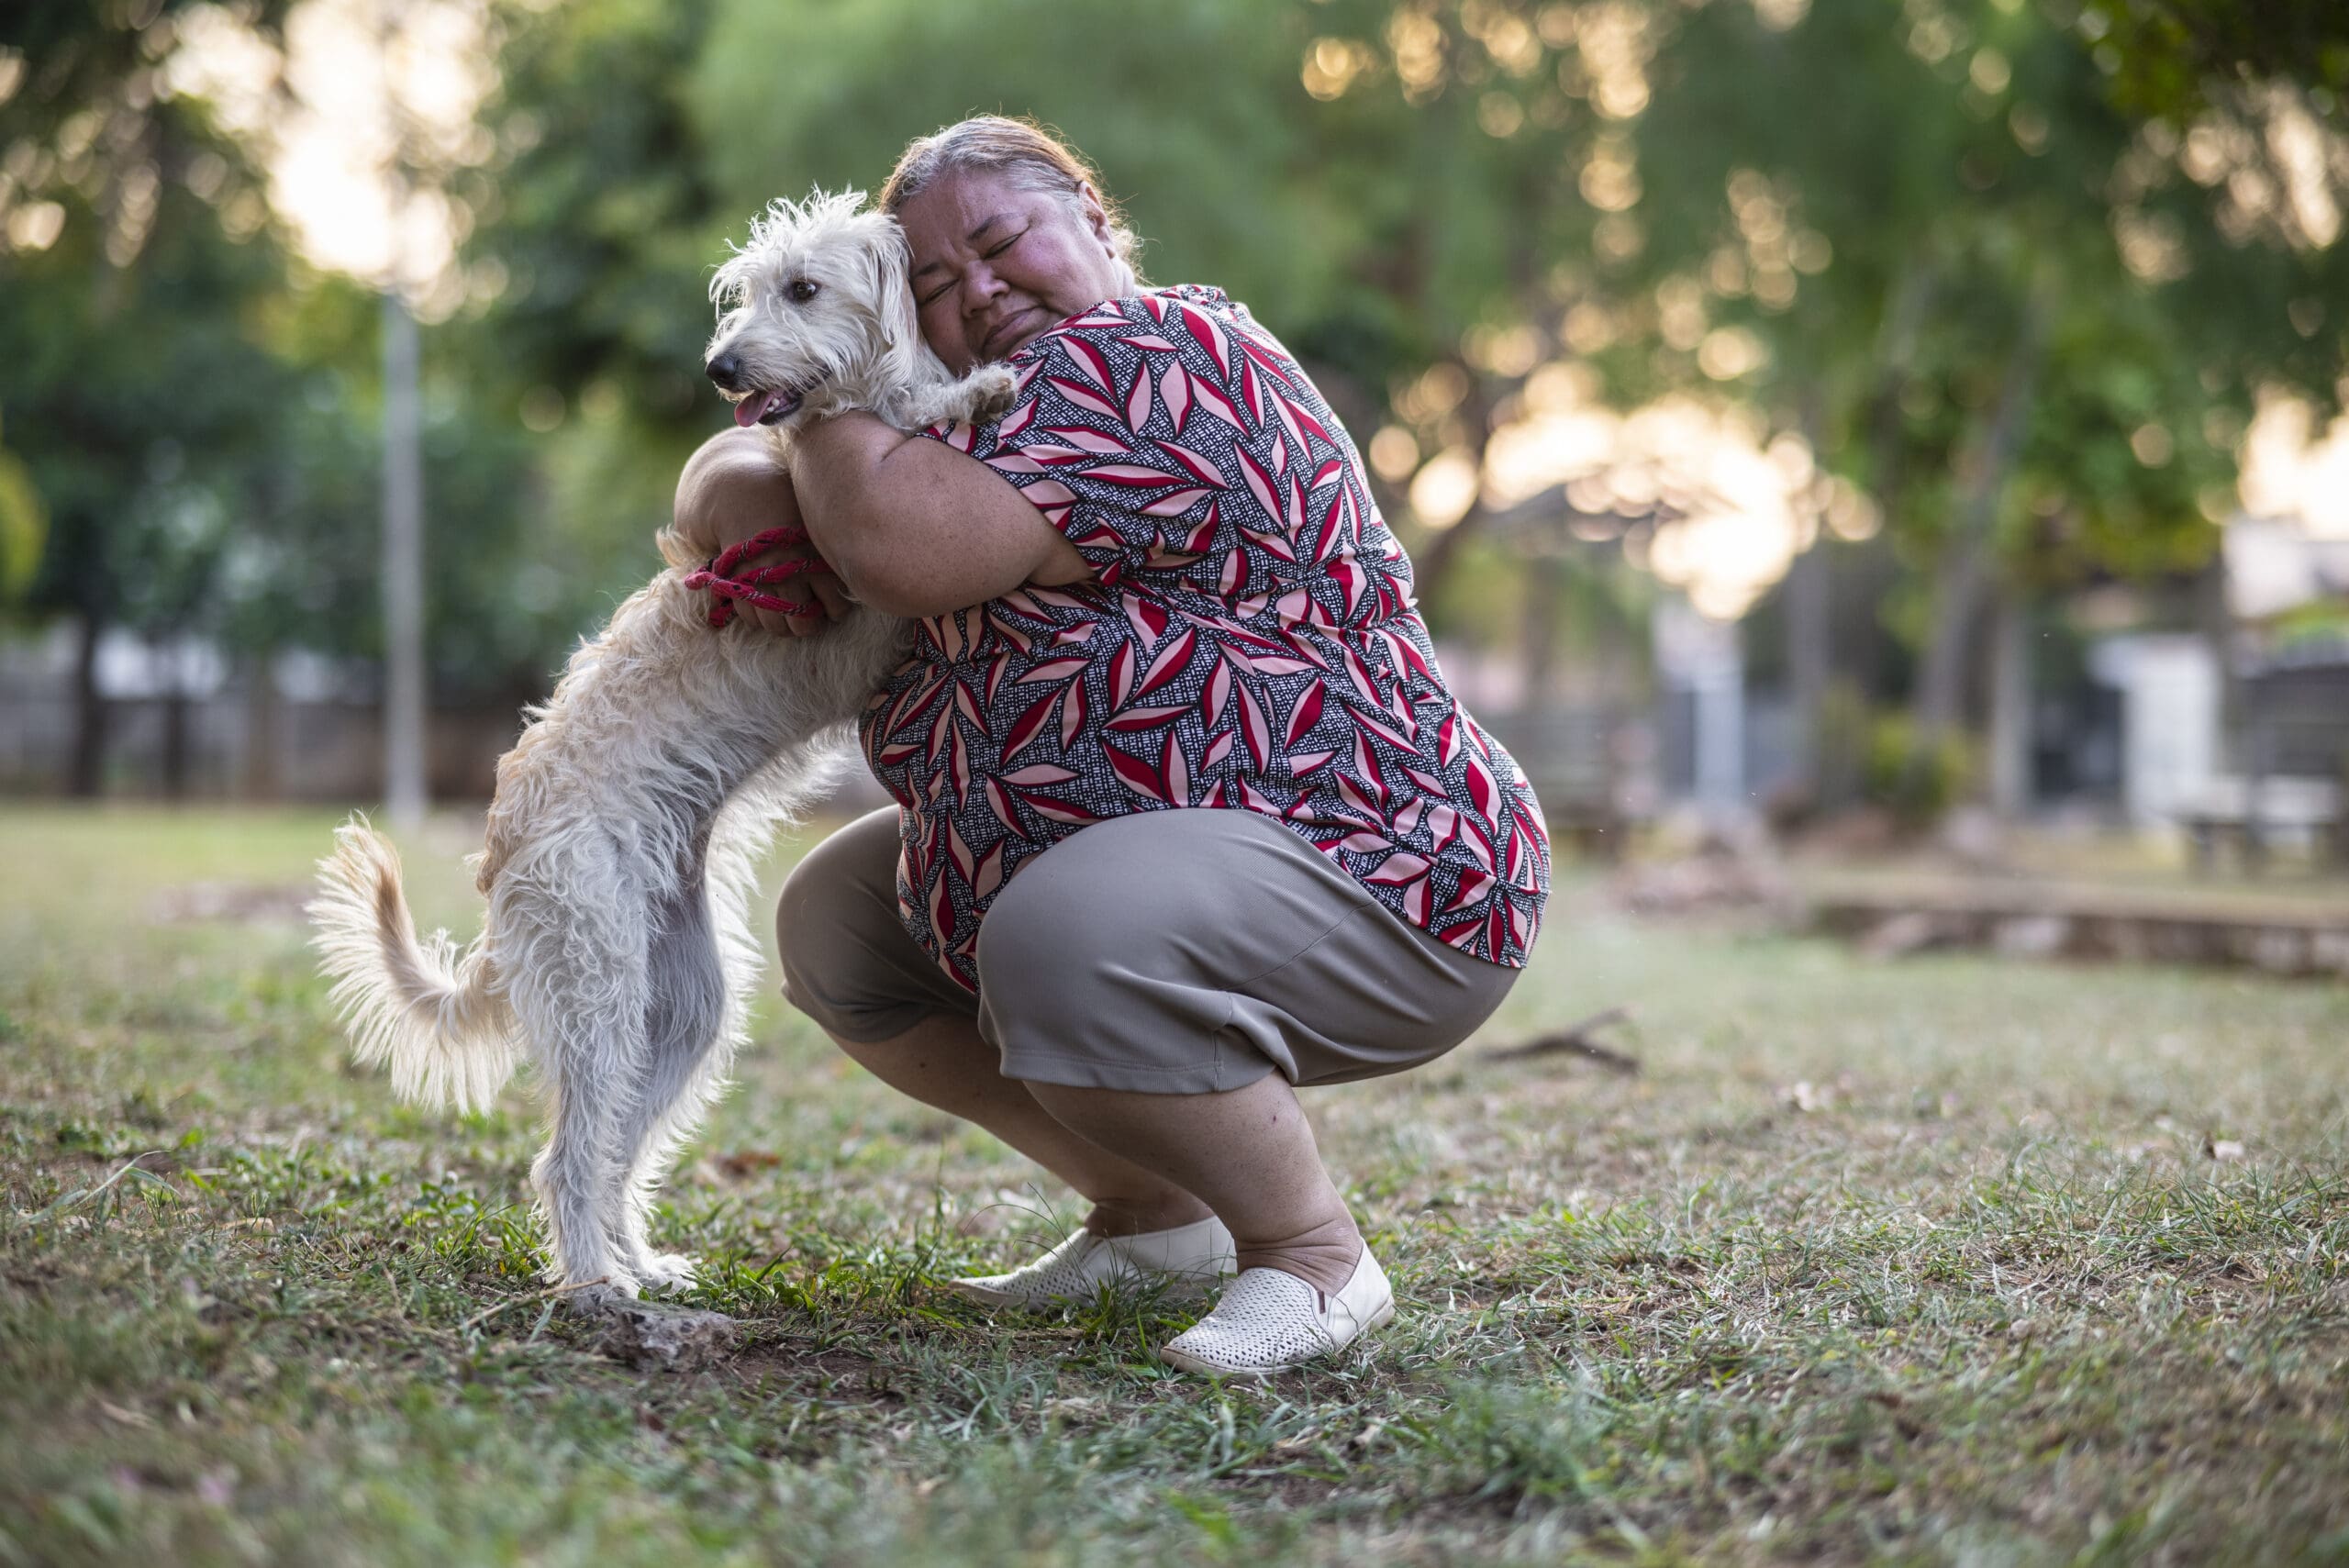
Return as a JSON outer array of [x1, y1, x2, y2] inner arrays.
[[1, 806, 2344, 1565]]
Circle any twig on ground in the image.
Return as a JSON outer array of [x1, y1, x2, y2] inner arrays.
[[14, 1151, 176, 1228], [1485, 1006, 1641, 1073], [457, 1276, 612, 1334]]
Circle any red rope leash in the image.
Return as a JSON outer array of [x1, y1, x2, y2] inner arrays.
[[682, 526, 835, 628]]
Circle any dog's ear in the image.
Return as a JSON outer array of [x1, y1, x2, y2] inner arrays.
[[869, 221, 920, 358]]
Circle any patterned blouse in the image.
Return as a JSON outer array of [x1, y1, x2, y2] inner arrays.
[[858, 284, 1551, 992]]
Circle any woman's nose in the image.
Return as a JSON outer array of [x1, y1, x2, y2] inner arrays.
[[959, 260, 1006, 314]]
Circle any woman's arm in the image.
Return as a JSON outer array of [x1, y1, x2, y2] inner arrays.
[[793, 412, 1092, 619], [671, 427, 852, 637]]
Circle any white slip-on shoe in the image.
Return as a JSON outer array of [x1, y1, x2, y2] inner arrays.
[[1155, 1246, 1396, 1377], [946, 1215, 1238, 1310]]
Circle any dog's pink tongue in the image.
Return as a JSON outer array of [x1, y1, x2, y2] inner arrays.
[[732, 390, 775, 428]]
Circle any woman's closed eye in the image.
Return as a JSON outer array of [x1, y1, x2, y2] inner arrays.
[[918, 230, 1028, 307]]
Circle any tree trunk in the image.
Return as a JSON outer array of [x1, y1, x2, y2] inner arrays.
[[1786, 539, 1831, 794], [153, 629, 195, 799], [1405, 366, 1497, 612], [2194, 548, 2238, 773], [1908, 285, 2054, 784], [1987, 595, 2032, 820], [1861, 259, 1939, 505], [241, 651, 281, 801], [1786, 395, 1832, 798], [67, 609, 107, 797], [1520, 550, 1568, 711], [161, 673, 192, 798]]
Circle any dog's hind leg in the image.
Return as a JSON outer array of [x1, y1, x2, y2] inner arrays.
[[523, 1020, 643, 1305], [607, 877, 735, 1292], [500, 891, 648, 1306], [608, 792, 796, 1292]]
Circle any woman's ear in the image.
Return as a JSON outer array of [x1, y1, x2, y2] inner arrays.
[[1075, 180, 1116, 252]]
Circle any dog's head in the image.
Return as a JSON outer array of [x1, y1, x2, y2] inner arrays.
[[704, 189, 924, 429]]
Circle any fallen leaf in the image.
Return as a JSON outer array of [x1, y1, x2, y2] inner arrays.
[[1782, 1081, 1835, 1113]]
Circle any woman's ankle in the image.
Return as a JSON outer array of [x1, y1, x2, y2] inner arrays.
[[1234, 1215, 1363, 1296], [1082, 1192, 1216, 1237]]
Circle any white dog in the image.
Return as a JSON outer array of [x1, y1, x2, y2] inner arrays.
[[310, 190, 1013, 1307]]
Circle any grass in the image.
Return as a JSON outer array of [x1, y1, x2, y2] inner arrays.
[[1, 802, 2345, 1566]]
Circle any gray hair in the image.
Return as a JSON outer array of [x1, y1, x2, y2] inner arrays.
[[879, 117, 1145, 295]]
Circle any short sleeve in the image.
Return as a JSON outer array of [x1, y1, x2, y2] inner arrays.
[[920, 295, 1244, 588]]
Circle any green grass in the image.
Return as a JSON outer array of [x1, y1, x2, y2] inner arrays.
[[2, 804, 2345, 1566]]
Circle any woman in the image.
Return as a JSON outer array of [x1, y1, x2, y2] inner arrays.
[[672, 117, 1550, 1375]]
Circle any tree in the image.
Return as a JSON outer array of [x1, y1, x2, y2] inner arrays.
[[2, 3, 607, 796], [442, 0, 2349, 826], [0, 2, 316, 793]]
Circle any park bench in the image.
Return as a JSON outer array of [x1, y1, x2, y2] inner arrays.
[[2174, 775, 2347, 873]]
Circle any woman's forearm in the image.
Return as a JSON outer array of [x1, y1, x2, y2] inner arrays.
[[794, 412, 1088, 618]]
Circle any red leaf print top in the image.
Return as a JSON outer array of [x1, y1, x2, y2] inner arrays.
[[859, 285, 1551, 992]]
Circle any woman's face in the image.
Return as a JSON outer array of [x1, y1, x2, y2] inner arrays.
[[899, 167, 1126, 375]]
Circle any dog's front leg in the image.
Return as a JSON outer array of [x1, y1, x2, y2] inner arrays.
[[900, 362, 1019, 433]]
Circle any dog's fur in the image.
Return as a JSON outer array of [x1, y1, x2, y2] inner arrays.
[[310, 191, 1012, 1306]]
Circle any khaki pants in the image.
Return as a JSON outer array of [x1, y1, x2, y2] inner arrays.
[[776, 806, 1521, 1095]]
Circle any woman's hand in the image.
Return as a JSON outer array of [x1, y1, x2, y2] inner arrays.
[[670, 427, 853, 637]]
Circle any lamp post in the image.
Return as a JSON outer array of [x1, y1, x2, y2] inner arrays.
[[380, 282, 427, 831], [376, 0, 427, 832]]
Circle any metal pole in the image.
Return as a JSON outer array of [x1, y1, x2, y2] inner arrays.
[[381, 288, 427, 830]]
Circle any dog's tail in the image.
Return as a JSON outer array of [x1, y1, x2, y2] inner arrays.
[[309, 817, 521, 1115]]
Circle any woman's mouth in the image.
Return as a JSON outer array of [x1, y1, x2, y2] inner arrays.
[[983, 307, 1041, 360]]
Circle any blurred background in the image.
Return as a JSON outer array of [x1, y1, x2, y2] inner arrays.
[[4, 0, 2347, 894]]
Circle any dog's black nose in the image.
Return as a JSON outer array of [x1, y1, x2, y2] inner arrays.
[[706, 351, 744, 391]]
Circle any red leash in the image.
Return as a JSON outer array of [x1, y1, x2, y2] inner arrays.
[[682, 526, 835, 628]]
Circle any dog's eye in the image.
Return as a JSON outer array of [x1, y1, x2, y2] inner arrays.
[[787, 279, 820, 304]]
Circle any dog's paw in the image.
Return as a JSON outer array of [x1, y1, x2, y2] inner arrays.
[[633, 1252, 699, 1294], [916, 364, 1019, 429], [966, 363, 1020, 422]]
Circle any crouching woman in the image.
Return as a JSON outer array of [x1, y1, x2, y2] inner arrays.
[[673, 117, 1550, 1374]]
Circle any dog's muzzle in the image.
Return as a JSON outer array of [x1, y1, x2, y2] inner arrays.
[[706, 350, 819, 428]]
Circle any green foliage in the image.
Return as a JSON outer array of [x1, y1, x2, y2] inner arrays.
[[1636, 0, 2292, 586], [13, 0, 2349, 783], [1865, 707, 1975, 821], [467, 0, 731, 439], [0, 413, 44, 605], [452, 0, 2349, 697], [0, 1, 671, 725], [2090, 0, 2349, 124], [687, 0, 1326, 341]]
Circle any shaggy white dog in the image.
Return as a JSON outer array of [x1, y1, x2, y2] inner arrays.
[[311, 191, 1012, 1307]]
